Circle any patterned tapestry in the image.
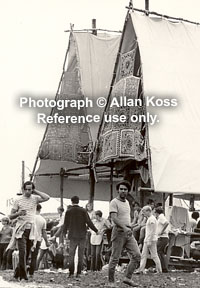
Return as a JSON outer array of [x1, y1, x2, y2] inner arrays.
[[96, 45, 147, 164], [39, 71, 91, 164]]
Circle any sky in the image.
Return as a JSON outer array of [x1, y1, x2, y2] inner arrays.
[[1, 0, 200, 215]]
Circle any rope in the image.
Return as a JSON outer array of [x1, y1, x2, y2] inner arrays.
[[64, 28, 122, 34], [129, 7, 200, 26]]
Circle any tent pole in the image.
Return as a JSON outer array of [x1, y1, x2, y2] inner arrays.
[[22, 160, 25, 188], [145, 0, 149, 11], [163, 193, 165, 213], [92, 19, 97, 36], [190, 195, 195, 211], [169, 194, 173, 206], [89, 168, 95, 204], [60, 168, 65, 208], [110, 162, 114, 201]]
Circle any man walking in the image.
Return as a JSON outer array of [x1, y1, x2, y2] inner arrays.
[[155, 207, 169, 273], [108, 180, 140, 287], [29, 203, 49, 278], [135, 205, 162, 274], [62, 196, 98, 278], [9, 181, 50, 281]]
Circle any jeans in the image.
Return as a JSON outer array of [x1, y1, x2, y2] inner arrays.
[[69, 238, 86, 275], [29, 241, 41, 275], [139, 241, 162, 272], [2, 248, 13, 270], [14, 229, 33, 280], [90, 243, 102, 271], [157, 237, 169, 271], [108, 227, 141, 282], [0, 243, 9, 269]]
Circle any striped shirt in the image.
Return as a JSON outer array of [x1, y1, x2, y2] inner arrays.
[[13, 195, 40, 224]]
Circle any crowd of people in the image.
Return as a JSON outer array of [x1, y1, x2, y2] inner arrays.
[[0, 180, 200, 287]]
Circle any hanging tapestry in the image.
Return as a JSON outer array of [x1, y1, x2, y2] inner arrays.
[[39, 71, 91, 164]]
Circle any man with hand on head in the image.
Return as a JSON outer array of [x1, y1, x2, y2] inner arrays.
[[9, 181, 50, 281], [108, 180, 140, 287]]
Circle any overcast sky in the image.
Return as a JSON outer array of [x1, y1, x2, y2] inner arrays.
[[1, 0, 200, 214]]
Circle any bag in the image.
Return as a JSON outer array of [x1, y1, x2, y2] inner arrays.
[[12, 250, 19, 270]]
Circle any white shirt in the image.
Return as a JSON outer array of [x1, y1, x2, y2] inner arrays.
[[144, 215, 158, 242], [90, 218, 111, 245], [157, 213, 169, 238], [34, 214, 46, 242], [109, 198, 131, 226]]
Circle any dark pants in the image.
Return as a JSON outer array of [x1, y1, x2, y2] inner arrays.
[[2, 248, 13, 270], [69, 238, 86, 275], [108, 227, 141, 282], [29, 241, 41, 275], [14, 229, 33, 280], [166, 233, 176, 263], [85, 231, 91, 270], [90, 243, 102, 271], [0, 243, 9, 269], [157, 237, 169, 272]]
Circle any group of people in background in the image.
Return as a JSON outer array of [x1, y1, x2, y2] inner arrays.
[[0, 179, 199, 287]]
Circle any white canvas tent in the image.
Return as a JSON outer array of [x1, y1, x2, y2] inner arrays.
[[34, 30, 121, 201], [95, 9, 200, 202]]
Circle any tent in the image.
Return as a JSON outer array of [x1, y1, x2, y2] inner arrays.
[[94, 9, 200, 203], [34, 8, 200, 204], [34, 30, 121, 201]]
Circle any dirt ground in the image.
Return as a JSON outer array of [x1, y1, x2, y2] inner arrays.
[[1, 267, 200, 288]]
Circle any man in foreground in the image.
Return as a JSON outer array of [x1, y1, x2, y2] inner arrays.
[[9, 181, 50, 281], [108, 180, 141, 287]]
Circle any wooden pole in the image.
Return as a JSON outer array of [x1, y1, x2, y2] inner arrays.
[[169, 194, 173, 206], [17, 160, 25, 195], [110, 163, 114, 201], [162, 193, 165, 213], [89, 168, 95, 204], [190, 195, 195, 211], [92, 19, 97, 36], [89, 19, 97, 205], [145, 0, 149, 11], [22, 160, 25, 188], [60, 168, 65, 208]]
